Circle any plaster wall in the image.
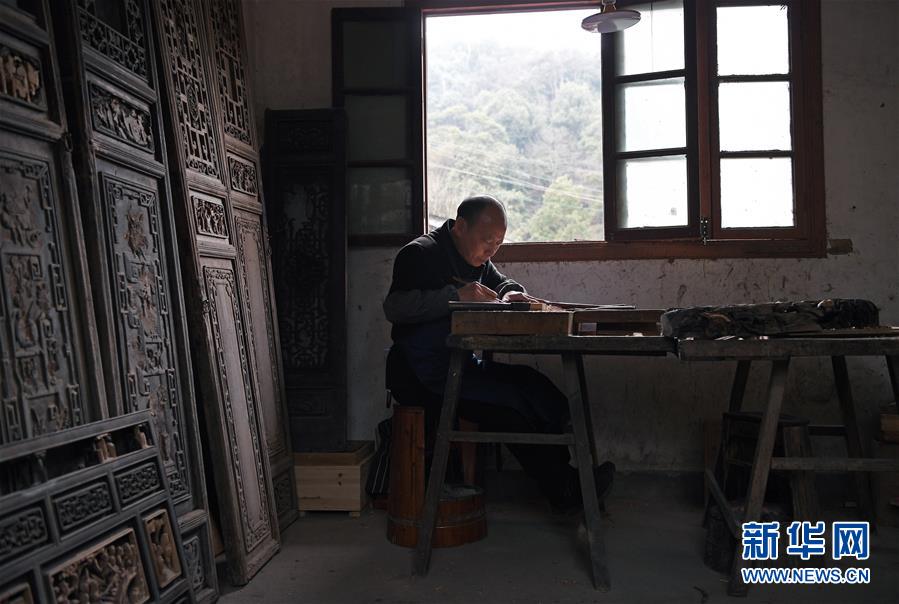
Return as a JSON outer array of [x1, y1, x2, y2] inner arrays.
[[244, 0, 899, 469]]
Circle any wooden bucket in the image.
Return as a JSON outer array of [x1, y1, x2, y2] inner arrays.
[[387, 406, 487, 548]]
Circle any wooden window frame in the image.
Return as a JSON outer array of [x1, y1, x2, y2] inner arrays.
[[413, 0, 825, 261], [333, 7, 426, 247]]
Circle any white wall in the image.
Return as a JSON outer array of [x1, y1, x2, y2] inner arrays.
[[244, 0, 899, 469]]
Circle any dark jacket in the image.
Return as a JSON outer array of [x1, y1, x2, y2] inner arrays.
[[383, 219, 524, 386]]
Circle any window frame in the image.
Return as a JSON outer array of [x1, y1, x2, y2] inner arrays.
[[412, 0, 825, 260]]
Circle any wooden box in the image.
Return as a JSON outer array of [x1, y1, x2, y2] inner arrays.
[[294, 442, 375, 514], [451, 310, 573, 335], [573, 308, 664, 335]]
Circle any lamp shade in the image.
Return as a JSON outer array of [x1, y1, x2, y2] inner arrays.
[[581, 2, 641, 33]]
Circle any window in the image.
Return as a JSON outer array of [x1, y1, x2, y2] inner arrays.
[[340, 0, 824, 258]]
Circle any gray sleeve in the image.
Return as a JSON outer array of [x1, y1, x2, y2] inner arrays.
[[383, 284, 459, 324]]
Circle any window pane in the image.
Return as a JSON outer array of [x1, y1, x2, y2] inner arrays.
[[717, 5, 789, 76], [617, 0, 684, 76], [426, 10, 605, 242], [617, 155, 687, 228], [720, 158, 793, 228], [348, 167, 412, 235], [617, 78, 685, 152], [343, 21, 408, 88], [719, 82, 791, 151], [345, 95, 408, 161]]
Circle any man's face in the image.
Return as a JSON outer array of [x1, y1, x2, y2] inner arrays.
[[455, 208, 506, 267]]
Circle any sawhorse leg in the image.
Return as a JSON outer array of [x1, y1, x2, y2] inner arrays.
[[728, 358, 790, 596], [832, 355, 876, 528], [886, 354, 899, 414], [562, 353, 610, 591], [705, 360, 752, 525], [413, 349, 466, 576]]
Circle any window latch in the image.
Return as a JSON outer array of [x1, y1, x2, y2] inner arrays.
[[700, 217, 711, 245]]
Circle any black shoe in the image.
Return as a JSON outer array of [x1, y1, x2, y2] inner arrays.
[[594, 460, 615, 503], [547, 461, 616, 515]]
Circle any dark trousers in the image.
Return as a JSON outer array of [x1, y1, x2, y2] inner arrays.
[[422, 359, 573, 492]]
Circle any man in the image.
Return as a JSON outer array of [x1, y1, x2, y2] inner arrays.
[[383, 195, 613, 514]]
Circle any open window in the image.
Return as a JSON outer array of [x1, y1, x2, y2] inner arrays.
[[334, 0, 824, 259]]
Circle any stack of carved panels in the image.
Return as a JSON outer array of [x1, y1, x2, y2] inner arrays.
[[0, 411, 192, 603]]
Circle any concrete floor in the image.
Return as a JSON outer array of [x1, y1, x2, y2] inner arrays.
[[219, 472, 899, 604]]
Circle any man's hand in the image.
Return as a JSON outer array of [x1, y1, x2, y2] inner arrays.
[[457, 281, 499, 302], [502, 291, 540, 303]]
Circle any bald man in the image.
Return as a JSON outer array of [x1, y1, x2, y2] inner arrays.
[[383, 195, 613, 514]]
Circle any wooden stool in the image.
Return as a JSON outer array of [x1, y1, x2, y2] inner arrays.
[[387, 405, 487, 548]]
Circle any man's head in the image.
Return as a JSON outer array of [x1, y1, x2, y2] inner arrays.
[[450, 195, 507, 267]]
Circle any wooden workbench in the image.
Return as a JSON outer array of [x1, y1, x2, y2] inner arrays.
[[411, 331, 899, 596]]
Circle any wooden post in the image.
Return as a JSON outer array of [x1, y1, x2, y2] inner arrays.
[[413, 349, 466, 576], [562, 353, 610, 591], [886, 355, 899, 413], [729, 360, 752, 412], [832, 356, 876, 527], [782, 425, 819, 521], [728, 358, 790, 596]]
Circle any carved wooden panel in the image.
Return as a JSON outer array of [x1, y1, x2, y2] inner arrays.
[[88, 82, 155, 152], [153, 0, 283, 582], [1, 3, 105, 446], [52, 0, 218, 600], [0, 580, 35, 604], [0, 412, 192, 603], [208, 0, 252, 147], [228, 154, 258, 197], [263, 110, 348, 453], [0, 141, 89, 443], [201, 259, 279, 575], [0, 41, 46, 111], [145, 508, 182, 589], [204, 0, 297, 530], [76, 0, 149, 78], [50, 527, 151, 603], [156, 0, 221, 180]]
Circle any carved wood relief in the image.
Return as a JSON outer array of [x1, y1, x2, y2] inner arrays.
[[0, 43, 45, 110], [89, 83, 154, 152], [49, 527, 151, 604], [0, 581, 34, 604], [52, 481, 113, 534], [144, 508, 182, 589], [228, 154, 258, 196], [192, 193, 229, 240], [0, 506, 48, 565]]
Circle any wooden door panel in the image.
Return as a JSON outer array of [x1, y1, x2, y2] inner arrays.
[[206, 0, 297, 530], [154, 0, 281, 583], [200, 256, 279, 573], [50, 0, 219, 599], [262, 115, 348, 453], [0, 132, 93, 442]]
